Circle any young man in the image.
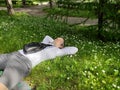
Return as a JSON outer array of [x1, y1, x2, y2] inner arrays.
[[0, 35, 78, 90]]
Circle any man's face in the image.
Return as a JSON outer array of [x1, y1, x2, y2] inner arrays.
[[54, 38, 64, 49]]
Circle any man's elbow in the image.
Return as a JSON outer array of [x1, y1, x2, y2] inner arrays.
[[67, 47, 78, 55], [61, 47, 78, 55], [72, 47, 78, 54]]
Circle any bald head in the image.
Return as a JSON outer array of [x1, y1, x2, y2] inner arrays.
[[53, 37, 64, 49]]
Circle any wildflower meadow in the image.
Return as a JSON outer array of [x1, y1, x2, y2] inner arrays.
[[0, 11, 120, 90]]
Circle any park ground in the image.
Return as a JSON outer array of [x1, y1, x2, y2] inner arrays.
[[0, 3, 98, 26], [0, 2, 120, 90]]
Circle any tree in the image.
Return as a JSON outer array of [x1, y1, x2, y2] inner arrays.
[[97, 0, 107, 40], [22, 0, 27, 6], [49, 0, 53, 8], [5, 0, 15, 15], [96, 0, 120, 41]]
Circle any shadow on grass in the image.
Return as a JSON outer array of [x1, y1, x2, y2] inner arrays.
[[0, 10, 8, 16], [66, 25, 120, 43]]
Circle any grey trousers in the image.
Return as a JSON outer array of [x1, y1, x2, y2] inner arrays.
[[12, 81, 31, 90], [0, 51, 32, 90]]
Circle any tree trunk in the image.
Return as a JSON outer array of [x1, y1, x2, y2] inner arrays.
[[22, 0, 26, 7], [97, 0, 107, 40], [5, 0, 15, 15], [49, 0, 53, 8]]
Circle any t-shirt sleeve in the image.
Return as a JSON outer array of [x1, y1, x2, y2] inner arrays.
[[57, 47, 78, 56], [41, 35, 54, 44]]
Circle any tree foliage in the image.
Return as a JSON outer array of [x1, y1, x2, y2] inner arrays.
[[96, 0, 120, 41], [56, 0, 120, 41]]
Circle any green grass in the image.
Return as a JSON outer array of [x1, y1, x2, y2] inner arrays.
[[43, 7, 97, 18], [0, 10, 120, 90]]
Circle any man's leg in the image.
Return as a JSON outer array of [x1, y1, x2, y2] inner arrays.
[[0, 71, 31, 90], [0, 62, 26, 89], [0, 52, 32, 90], [0, 70, 8, 90], [12, 81, 31, 90], [0, 54, 8, 70], [0, 54, 31, 89], [0, 54, 9, 90]]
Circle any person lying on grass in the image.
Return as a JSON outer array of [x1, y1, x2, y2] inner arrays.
[[0, 35, 78, 90]]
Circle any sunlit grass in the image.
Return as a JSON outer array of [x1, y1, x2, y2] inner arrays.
[[0, 11, 120, 90]]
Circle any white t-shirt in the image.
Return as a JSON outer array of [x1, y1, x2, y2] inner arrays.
[[19, 35, 78, 68]]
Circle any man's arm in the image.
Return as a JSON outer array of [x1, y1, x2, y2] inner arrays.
[[57, 47, 78, 56], [41, 35, 54, 44], [30, 46, 78, 67]]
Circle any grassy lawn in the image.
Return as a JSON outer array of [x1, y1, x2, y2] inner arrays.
[[43, 2, 98, 18], [0, 10, 120, 90], [43, 7, 97, 18]]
